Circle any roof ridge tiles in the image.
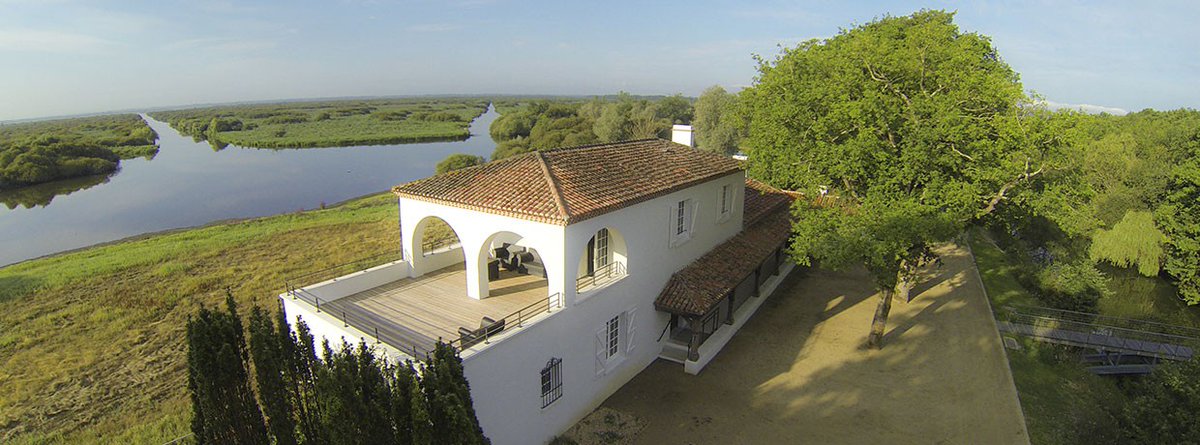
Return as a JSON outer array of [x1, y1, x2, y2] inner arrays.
[[535, 150, 571, 223], [537, 138, 665, 155]]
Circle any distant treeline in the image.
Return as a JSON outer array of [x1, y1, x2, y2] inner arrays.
[[0, 114, 158, 190], [487, 92, 694, 159], [487, 90, 745, 160], [149, 98, 489, 150]]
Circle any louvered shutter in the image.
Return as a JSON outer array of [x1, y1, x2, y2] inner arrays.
[[689, 201, 699, 235], [594, 328, 607, 376], [626, 308, 638, 354]]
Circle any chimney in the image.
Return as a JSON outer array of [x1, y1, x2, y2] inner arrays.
[[671, 124, 694, 147]]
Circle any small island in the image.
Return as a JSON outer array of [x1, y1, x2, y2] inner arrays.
[[148, 98, 489, 149], [0, 114, 158, 190]]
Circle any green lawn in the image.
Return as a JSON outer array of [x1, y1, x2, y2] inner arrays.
[[0, 193, 401, 444]]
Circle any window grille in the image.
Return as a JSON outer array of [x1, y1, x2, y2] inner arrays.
[[676, 201, 687, 235], [721, 184, 731, 214], [607, 316, 620, 358], [541, 357, 563, 408]]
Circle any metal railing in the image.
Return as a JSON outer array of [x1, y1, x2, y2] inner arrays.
[[286, 285, 436, 358], [1002, 306, 1199, 360], [576, 262, 626, 293], [447, 292, 563, 352], [283, 251, 403, 296]]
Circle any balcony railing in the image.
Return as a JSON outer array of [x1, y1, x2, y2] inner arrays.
[[448, 292, 563, 352], [284, 252, 564, 358], [283, 251, 403, 296], [576, 261, 626, 293]]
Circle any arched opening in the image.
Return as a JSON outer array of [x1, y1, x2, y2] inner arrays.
[[576, 227, 628, 294], [474, 231, 550, 299], [411, 216, 465, 276]]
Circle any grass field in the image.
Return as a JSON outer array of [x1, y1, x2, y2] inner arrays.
[[967, 229, 1200, 444], [0, 193, 401, 444], [149, 98, 488, 149]]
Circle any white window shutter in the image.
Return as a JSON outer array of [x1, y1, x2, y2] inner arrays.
[[667, 205, 677, 244], [689, 201, 699, 234], [594, 328, 607, 376], [626, 308, 638, 354]]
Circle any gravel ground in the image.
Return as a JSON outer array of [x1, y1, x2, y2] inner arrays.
[[596, 243, 1029, 445]]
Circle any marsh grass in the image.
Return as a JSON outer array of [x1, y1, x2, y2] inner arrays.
[[150, 98, 489, 149], [0, 193, 399, 444]]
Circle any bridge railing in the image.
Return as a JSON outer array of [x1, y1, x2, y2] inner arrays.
[[1009, 305, 1200, 339], [1002, 306, 1199, 360]]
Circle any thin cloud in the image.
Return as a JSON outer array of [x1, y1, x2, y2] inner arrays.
[[164, 37, 278, 53], [1042, 100, 1128, 116], [406, 23, 462, 32], [0, 29, 112, 53]]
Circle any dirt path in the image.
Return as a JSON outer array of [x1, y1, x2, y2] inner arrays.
[[596, 243, 1029, 444]]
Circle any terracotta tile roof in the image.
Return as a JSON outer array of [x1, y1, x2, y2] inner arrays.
[[654, 183, 795, 317], [742, 178, 794, 227], [392, 139, 742, 225]]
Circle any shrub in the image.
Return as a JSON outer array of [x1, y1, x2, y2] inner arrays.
[[1032, 260, 1110, 312], [435, 154, 485, 174]]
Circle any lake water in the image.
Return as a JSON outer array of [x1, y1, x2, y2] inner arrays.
[[0, 104, 500, 267]]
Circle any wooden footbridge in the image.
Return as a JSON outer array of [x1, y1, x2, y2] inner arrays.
[[998, 306, 1199, 375]]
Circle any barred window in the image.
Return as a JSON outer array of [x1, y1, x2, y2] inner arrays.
[[541, 357, 563, 408], [606, 316, 620, 358], [721, 184, 732, 215], [676, 200, 687, 235]]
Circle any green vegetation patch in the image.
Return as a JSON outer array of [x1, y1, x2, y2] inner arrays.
[[0, 193, 400, 444], [149, 98, 488, 149], [0, 114, 158, 190]]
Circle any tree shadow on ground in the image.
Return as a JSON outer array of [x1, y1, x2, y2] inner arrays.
[[600, 243, 1027, 445]]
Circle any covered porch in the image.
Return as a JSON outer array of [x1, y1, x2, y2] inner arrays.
[[654, 198, 795, 374]]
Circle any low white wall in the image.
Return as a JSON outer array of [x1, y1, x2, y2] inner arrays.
[[302, 260, 411, 302], [684, 262, 795, 375], [422, 245, 465, 272], [280, 295, 414, 362]]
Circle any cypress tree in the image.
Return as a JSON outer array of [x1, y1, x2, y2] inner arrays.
[[248, 305, 299, 445], [292, 319, 327, 445], [186, 293, 268, 444], [423, 342, 489, 445], [390, 361, 418, 445]]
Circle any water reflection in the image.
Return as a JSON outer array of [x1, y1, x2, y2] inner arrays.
[[0, 172, 114, 209]]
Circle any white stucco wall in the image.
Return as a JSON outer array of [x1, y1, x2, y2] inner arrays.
[[282, 172, 751, 445], [300, 260, 411, 303], [456, 171, 747, 445]]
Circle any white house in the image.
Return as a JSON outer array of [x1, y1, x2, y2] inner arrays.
[[280, 127, 796, 445]]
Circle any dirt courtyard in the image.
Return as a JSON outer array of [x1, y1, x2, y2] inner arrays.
[[595, 243, 1029, 445]]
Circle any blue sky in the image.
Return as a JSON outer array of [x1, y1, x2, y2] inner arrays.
[[0, 0, 1197, 121]]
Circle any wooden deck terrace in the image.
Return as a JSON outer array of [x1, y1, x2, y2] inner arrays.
[[321, 263, 549, 354]]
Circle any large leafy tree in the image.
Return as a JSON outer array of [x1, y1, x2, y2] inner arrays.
[[693, 85, 744, 155], [742, 10, 1088, 347], [1157, 137, 1200, 304]]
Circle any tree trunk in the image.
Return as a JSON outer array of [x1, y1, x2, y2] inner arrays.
[[867, 288, 894, 349], [894, 273, 915, 303]]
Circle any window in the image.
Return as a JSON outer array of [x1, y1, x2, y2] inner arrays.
[[606, 316, 620, 359], [595, 228, 609, 270], [541, 357, 563, 408], [672, 199, 695, 246], [594, 309, 637, 376], [721, 184, 732, 215], [676, 201, 687, 235]]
